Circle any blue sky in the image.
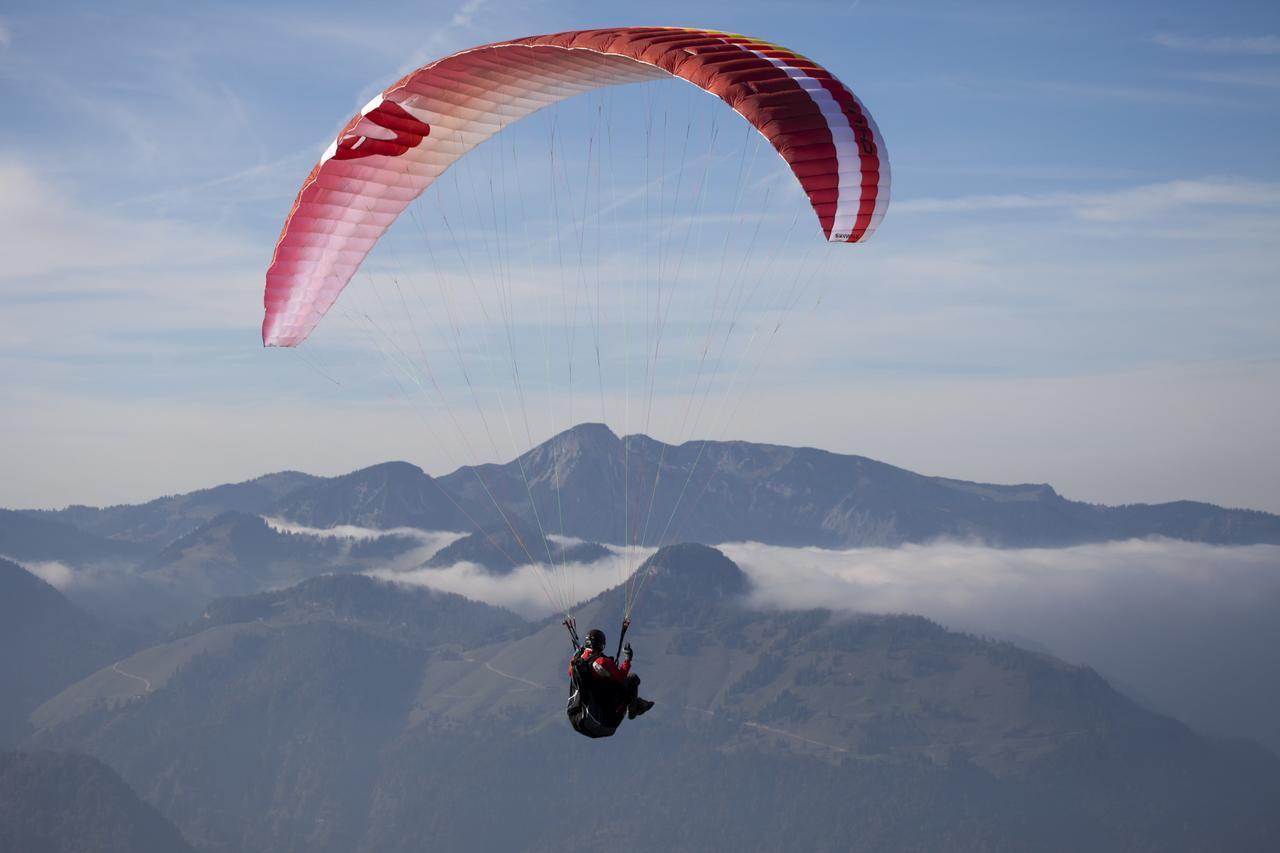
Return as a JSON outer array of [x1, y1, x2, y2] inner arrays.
[[1, 0, 1278, 512]]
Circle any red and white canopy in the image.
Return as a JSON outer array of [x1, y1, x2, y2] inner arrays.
[[264, 27, 890, 347]]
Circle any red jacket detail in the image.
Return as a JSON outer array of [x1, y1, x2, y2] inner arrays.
[[570, 649, 631, 683]]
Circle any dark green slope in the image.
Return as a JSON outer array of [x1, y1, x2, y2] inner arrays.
[[0, 750, 195, 853], [369, 719, 1279, 853], [0, 559, 128, 747]]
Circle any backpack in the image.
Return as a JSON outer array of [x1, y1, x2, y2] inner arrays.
[[566, 651, 625, 738]]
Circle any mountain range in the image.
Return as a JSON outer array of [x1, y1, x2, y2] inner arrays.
[[272, 423, 1280, 548], [5, 421, 1274, 646], [13, 425, 1278, 570], [4, 423, 1280, 850], [15, 545, 1280, 852]]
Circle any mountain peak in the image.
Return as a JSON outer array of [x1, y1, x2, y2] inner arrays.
[[633, 543, 749, 606], [564, 421, 618, 441], [426, 522, 610, 574], [568, 544, 748, 627], [272, 459, 460, 531], [349, 460, 429, 480], [542, 422, 621, 458]]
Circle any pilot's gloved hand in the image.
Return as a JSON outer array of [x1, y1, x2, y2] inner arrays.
[[623, 643, 633, 662]]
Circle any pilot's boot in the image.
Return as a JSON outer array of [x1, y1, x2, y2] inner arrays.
[[628, 697, 655, 719]]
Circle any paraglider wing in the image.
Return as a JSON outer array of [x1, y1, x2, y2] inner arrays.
[[263, 26, 890, 347]]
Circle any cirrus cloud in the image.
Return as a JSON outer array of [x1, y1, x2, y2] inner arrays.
[[1151, 32, 1280, 55]]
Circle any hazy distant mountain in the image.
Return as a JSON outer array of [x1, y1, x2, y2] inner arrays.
[[143, 511, 345, 596], [426, 521, 611, 574], [4, 421, 1276, 650], [28, 547, 1280, 852], [271, 461, 464, 531], [25, 471, 317, 549], [0, 750, 194, 853], [10, 424, 1277, 571], [262, 423, 1279, 548], [437, 421, 632, 539], [0, 559, 128, 747], [432, 423, 1280, 547], [126, 511, 432, 624], [0, 509, 150, 564]]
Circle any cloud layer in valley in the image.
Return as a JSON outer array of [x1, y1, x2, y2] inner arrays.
[[262, 517, 464, 573], [371, 535, 650, 618], [303, 518, 1280, 754], [264, 519, 645, 616], [9, 558, 77, 591], [721, 538, 1280, 755]]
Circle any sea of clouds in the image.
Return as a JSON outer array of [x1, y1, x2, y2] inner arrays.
[[190, 519, 1280, 754], [331, 528, 1280, 753]]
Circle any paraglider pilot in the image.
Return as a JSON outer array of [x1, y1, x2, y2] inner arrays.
[[564, 618, 654, 737]]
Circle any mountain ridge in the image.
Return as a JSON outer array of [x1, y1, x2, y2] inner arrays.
[[12, 423, 1276, 552], [22, 471, 318, 549], [25, 545, 1280, 852], [288, 423, 1280, 548]]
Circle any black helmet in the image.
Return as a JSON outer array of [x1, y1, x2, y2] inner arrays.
[[584, 629, 607, 650]]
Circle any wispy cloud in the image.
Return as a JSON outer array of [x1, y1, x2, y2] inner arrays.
[[0, 18, 12, 49], [232, 10, 426, 61], [262, 518, 464, 572], [3, 45, 262, 188], [449, 0, 488, 28], [1151, 32, 1280, 55], [1173, 69, 1280, 90], [111, 147, 321, 212], [262, 517, 463, 543], [6, 558, 77, 590], [992, 78, 1232, 107], [0, 159, 253, 283], [0, 158, 263, 372], [894, 177, 1280, 221], [370, 545, 643, 617]]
